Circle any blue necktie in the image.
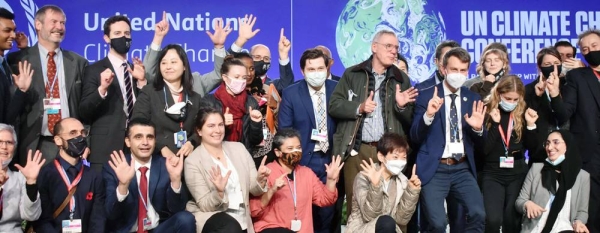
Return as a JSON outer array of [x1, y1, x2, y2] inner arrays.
[[449, 94, 463, 160]]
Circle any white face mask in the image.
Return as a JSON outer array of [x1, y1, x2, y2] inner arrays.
[[546, 154, 565, 166], [384, 159, 407, 175], [499, 98, 518, 112], [305, 71, 327, 87], [445, 72, 467, 89]]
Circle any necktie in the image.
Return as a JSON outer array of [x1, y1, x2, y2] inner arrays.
[[67, 166, 78, 180], [46, 51, 61, 134], [449, 94, 463, 161], [137, 166, 148, 233], [123, 62, 134, 120], [316, 91, 329, 153]]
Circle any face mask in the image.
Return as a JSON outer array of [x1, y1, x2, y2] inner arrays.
[[499, 98, 518, 112], [584, 50, 600, 67], [254, 60, 271, 77], [483, 68, 505, 81], [280, 150, 302, 168], [63, 136, 88, 158], [384, 159, 407, 175], [110, 36, 132, 54], [1, 159, 10, 169], [305, 71, 327, 87], [540, 65, 562, 79], [226, 78, 247, 95], [546, 154, 565, 166], [445, 72, 467, 89]]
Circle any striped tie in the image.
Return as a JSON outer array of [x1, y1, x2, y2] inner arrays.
[[123, 62, 134, 120], [316, 91, 329, 153]]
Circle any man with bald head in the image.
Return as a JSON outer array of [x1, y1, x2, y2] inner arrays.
[[315, 45, 341, 81]]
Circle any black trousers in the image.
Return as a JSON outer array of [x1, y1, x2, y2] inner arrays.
[[481, 172, 524, 233], [202, 212, 247, 233]]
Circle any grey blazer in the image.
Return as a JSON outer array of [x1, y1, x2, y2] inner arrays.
[[143, 46, 223, 96], [515, 163, 590, 232], [0, 170, 41, 232]]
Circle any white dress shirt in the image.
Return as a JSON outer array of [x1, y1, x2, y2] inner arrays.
[[423, 84, 465, 158], [211, 152, 248, 230], [38, 46, 69, 136], [106, 53, 137, 117], [308, 84, 328, 152]]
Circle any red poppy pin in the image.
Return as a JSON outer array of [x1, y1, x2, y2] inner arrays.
[[86, 192, 93, 200]]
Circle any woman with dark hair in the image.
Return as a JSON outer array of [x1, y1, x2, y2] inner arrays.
[[516, 130, 590, 233], [132, 44, 202, 157], [184, 106, 270, 233], [346, 132, 421, 233], [199, 56, 264, 152]]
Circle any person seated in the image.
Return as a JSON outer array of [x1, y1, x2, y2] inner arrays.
[[516, 130, 590, 233], [250, 128, 342, 233], [346, 132, 421, 233], [184, 107, 269, 233]]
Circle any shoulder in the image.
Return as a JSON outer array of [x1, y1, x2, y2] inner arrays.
[[530, 163, 544, 173], [6, 48, 29, 61], [283, 81, 304, 94], [86, 57, 110, 69], [325, 79, 338, 86], [62, 50, 87, 62], [578, 169, 590, 180], [140, 84, 158, 93], [223, 141, 247, 151]]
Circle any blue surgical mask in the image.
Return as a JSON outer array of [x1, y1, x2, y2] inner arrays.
[[499, 98, 517, 112], [546, 154, 565, 166]]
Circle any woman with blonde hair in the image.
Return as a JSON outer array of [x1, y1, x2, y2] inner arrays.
[[481, 75, 540, 233], [468, 48, 511, 99]]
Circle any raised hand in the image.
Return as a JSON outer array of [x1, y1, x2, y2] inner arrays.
[[235, 14, 260, 47], [129, 57, 146, 82], [278, 28, 291, 60], [15, 31, 28, 49], [176, 141, 194, 157], [154, 11, 169, 40], [165, 154, 184, 188], [360, 91, 377, 114], [563, 58, 585, 69], [98, 68, 114, 95], [464, 100, 487, 131], [426, 86, 444, 118], [359, 158, 384, 187], [15, 150, 45, 184], [525, 108, 539, 126], [325, 155, 344, 182], [256, 156, 271, 185], [249, 106, 263, 122], [546, 64, 560, 98], [12, 60, 33, 92], [525, 201, 546, 219], [206, 18, 232, 49], [209, 165, 231, 193], [108, 150, 135, 186], [395, 85, 418, 108], [407, 164, 421, 189], [489, 108, 501, 123], [270, 173, 287, 191], [534, 73, 546, 97], [224, 107, 234, 125], [483, 74, 496, 83]]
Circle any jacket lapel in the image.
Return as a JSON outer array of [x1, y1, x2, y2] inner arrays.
[[583, 69, 600, 109], [62, 51, 76, 99], [437, 83, 446, 139], [299, 82, 317, 128], [149, 155, 161, 201], [461, 87, 470, 130], [28, 44, 44, 100]]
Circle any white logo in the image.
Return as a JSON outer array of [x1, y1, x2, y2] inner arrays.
[[0, 0, 38, 46]]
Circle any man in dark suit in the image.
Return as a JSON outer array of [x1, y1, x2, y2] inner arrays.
[[279, 49, 338, 233], [79, 15, 147, 171], [7, 5, 89, 165], [34, 117, 105, 232], [103, 118, 194, 232], [410, 48, 486, 233], [549, 29, 600, 232], [315, 45, 342, 81]]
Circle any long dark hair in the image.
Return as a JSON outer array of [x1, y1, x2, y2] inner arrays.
[[153, 44, 194, 93]]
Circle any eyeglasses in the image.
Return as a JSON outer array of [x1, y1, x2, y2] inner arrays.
[[224, 74, 251, 80], [251, 55, 271, 63], [543, 139, 564, 148], [61, 129, 89, 138], [0, 140, 15, 147], [374, 42, 400, 52]]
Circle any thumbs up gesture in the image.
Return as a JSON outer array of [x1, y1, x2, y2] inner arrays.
[[426, 87, 444, 117], [249, 106, 263, 122], [359, 91, 377, 114], [224, 107, 233, 125]]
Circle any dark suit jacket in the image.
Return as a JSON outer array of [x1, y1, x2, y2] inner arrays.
[[278, 79, 338, 166], [103, 154, 189, 232], [132, 85, 202, 153], [410, 83, 484, 185], [331, 74, 341, 81], [550, 67, 600, 166], [414, 73, 439, 90], [79, 57, 142, 164], [34, 157, 106, 233], [0, 62, 26, 125], [6, 44, 88, 165]]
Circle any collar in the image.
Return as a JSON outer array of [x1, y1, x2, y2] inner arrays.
[[38, 45, 61, 58], [442, 81, 461, 97], [57, 156, 82, 173], [108, 52, 127, 68], [327, 74, 332, 80], [134, 156, 152, 172], [307, 82, 325, 96]]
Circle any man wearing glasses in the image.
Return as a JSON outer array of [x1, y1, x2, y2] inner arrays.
[[328, 29, 419, 215]]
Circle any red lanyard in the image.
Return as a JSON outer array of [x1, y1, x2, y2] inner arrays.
[[54, 160, 84, 216], [498, 113, 514, 157], [178, 93, 184, 129], [592, 69, 600, 80]]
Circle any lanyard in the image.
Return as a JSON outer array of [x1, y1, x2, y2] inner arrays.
[[178, 93, 184, 129], [54, 160, 83, 219], [285, 171, 298, 220], [498, 113, 514, 157], [593, 69, 600, 80]]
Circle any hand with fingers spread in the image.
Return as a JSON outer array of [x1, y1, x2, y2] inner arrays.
[[249, 106, 263, 122], [224, 107, 234, 125], [278, 28, 291, 61], [209, 166, 231, 196], [325, 155, 344, 182], [12, 60, 34, 92], [525, 108, 539, 126], [464, 100, 487, 131], [108, 150, 135, 195], [165, 154, 184, 189], [524, 201, 546, 219], [360, 158, 384, 187], [15, 150, 46, 184], [396, 85, 418, 108], [360, 91, 377, 114], [234, 14, 260, 48], [98, 68, 114, 96], [546, 64, 561, 98], [256, 156, 271, 186], [426, 86, 444, 118], [130, 57, 146, 83], [408, 164, 421, 190], [534, 73, 547, 97], [15, 31, 28, 49], [489, 108, 501, 123], [207, 18, 232, 49], [153, 11, 170, 43]]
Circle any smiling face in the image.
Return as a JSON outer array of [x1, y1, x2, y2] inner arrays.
[[545, 132, 567, 161], [197, 113, 225, 147], [36, 9, 65, 44], [0, 18, 15, 51], [160, 49, 185, 84], [125, 125, 156, 161], [0, 130, 15, 164]]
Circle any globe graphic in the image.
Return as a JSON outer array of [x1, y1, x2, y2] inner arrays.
[[335, 0, 446, 84]]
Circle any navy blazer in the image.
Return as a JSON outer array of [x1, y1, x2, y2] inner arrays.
[[103, 154, 189, 233], [279, 79, 338, 165], [34, 158, 106, 233], [410, 83, 484, 185], [414, 74, 438, 90]]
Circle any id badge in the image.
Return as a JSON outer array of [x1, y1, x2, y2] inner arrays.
[[500, 157, 515, 168], [291, 219, 302, 231], [143, 217, 152, 229], [61, 219, 82, 233], [174, 130, 187, 148], [258, 129, 269, 147], [43, 98, 61, 114], [448, 142, 464, 154], [310, 129, 328, 142]]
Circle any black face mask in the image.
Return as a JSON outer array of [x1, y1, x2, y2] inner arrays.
[[540, 65, 562, 79], [483, 69, 505, 81], [165, 101, 190, 122], [584, 51, 600, 67], [63, 136, 88, 158], [110, 36, 132, 54], [253, 60, 271, 77]]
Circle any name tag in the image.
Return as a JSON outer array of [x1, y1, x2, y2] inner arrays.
[[62, 219, 82, 233], [291, 219, 302, 231], [448, 142, 464, 154], [311, 129, 328, 142], [174, 130, 187, 148], [143, 217, 152, 229], [43, 98, 61, 114], [500, 156, 514, 168]]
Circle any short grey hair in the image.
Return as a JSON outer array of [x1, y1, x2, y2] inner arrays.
[[578, 29, 600, 47], [35, 5, 66, 23], [372, 30, 396, 43], [0, 123, 17, 146]]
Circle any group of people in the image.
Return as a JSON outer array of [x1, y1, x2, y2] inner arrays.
[[0, 3, 599, 233]]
